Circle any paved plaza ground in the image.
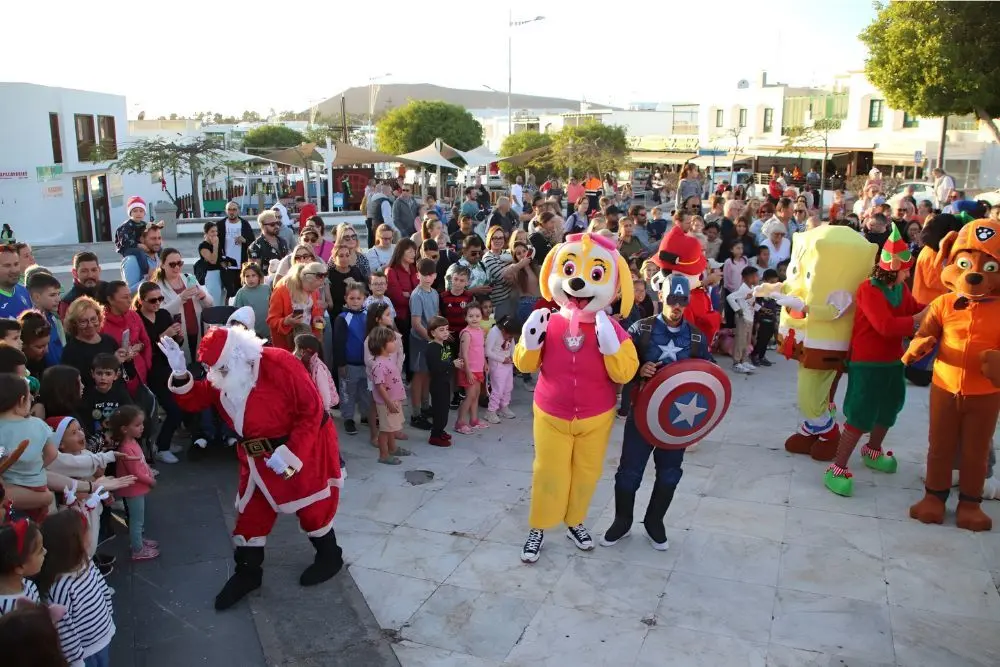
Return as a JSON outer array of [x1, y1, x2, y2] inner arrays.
[[34, 241, 1000, 666]]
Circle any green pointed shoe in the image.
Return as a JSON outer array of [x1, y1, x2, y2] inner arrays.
[[861, 448, 898, 474], [824, 467, 854, 497]]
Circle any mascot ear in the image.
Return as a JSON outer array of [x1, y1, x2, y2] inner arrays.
[[939, 230, 961, 264], [538, 243, 559, 302], [616, 253, 634, 318]]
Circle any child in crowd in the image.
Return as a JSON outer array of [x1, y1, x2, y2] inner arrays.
[[37, 509, 115, 666], [82, 354, 132, 453], [703, 222, 722, 260], [455, 302, 488, 435], [18, 312, 51, 380], [294, 334, 338, 417], [441, 265, 472, 409], [0, 601, 71, 667], [0, 519, 45, 615], [722, 241, 749, 329], [614, 277, 654, 330], [333, 280, 369, 436], [109, 405, 158, 561], [426, 316, 462, 447], [726, 266, 760, 374], [478, 297, 495, 334], [232, 263, 272, 341], [364, 303, 405, 446], [0, 320, 21, 349], [484, 315, 518, 424], [264, 259, 281, 286], [408, 258, 439, 430], [369, 326, 410, 465], [0, 373, 57, 520], [26, 272, 65, 366], [364, 270, 396, 319], [748, 245, 770, 278], [775, 258, 789, 282], [750, 268, 780, 367]]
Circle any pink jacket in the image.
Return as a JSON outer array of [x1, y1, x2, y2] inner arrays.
[[534, 313, 629, 421], [115, 440, 154, 497], [308, 355, 339, 411], [101, 309, 152, 392]]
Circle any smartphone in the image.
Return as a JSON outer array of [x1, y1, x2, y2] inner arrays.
[[172, 313, 182, 325], [293, 306, 305, 318], [121, 330, 130, 350]]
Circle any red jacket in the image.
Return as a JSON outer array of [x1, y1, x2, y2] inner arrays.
[[685, 287, 721, 346], [385, 263, 419, 320], [100, 310, 152, 393], [849, 279, 922, 364], [298, 203, 317, 231]]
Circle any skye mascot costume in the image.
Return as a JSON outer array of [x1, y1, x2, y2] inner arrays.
[[514, 233, 639, 563]]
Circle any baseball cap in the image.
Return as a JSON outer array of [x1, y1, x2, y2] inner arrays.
[[665, 274, 691, 305]]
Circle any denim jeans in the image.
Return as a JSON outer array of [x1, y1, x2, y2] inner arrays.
[[340, 364, 372, 421], [84, 645, 111, 667], [615, 415, 685, 492], [125, 495, 146, 552]]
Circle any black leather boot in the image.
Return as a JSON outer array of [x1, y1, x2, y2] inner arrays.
[[600, 488, 636, 547], [299, 530, 344, 587], [215, 546, 264, 611], [642, 485, 676, 551]]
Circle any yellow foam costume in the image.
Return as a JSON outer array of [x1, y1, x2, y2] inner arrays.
[[515, 233, 639, 551]]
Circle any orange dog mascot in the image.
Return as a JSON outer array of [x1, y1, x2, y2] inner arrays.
[[903, 219, 1000, 531]]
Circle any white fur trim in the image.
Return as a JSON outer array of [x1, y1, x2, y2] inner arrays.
[[236, 471, 256, 513], [305, 518, 335, 538], [169, 372, 194, 395], [277, 486, 331, 514], [233, 535, 266, 547], [246, 457, 279, 512], [49, 417, 75, 447], [273, 445, 303, 472]]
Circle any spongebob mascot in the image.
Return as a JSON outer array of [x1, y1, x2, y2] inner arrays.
[[514, 232, 639, 563], [757, 226, 875, 460]]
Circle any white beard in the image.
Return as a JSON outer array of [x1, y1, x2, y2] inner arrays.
[[207, 360, 256, 405]]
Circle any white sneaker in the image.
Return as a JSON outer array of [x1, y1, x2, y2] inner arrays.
[[741, 363, 755, 374], [498, 407, 516, 419], [733, 363, 749, 374], [226, 437, 238, 447], [168, 443, 184, 454], [194, 438, 208, 449], [566, 524, 595, 551], [155, 451, 179, 464], [484, 411, 502, 424], [520, 529, 544, 563], [745, 361, 758, 370]]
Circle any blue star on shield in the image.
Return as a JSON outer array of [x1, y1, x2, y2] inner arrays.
[[670, 391, 708, 429]]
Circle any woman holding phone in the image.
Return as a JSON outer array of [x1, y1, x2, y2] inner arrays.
[[267, 261, 327, 351], [156, 247, 214, 362]]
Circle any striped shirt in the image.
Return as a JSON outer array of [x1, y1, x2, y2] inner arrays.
[[46, 562, 115, 662], [481, 251, 513, 305], [0, 578, 40, 614]]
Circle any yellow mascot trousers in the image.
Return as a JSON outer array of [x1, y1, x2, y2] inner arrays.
[[799, 367, 837, 421], [529, 405, 617, 529]]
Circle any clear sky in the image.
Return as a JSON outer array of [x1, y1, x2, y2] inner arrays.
[[2, 0, 876, 118]]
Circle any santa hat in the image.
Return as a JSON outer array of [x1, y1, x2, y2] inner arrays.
[[126, 196, 147, 215], [878, 225, 914, 272], [198, 325, 264, 369], [45, 416, 77, 445]]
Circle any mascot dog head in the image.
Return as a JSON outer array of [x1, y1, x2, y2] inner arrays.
[[540, 233, 632, 331], [938, 219, 1000, 303], [649, 226, 706, 294]]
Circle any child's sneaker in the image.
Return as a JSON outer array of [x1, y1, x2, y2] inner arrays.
[[131, 545, 159, 561], [442, 431, 453, 440], [344, 419, 358, 435], [428, 434, 452, 447], [142, 538, 159, 549], [484, 411, 501, 424], [471, 420, 490, 430], [733, 363, 750, 374], [756, 357, 773, 367], [449, 395, 462, 410], [498, 407, 516, 419], [455, 423, 474, 435], [410, 416, 433, 431]]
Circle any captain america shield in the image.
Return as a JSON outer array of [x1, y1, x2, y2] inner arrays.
[[634, 359, 732, 449]]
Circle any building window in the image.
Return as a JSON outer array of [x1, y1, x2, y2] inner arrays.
[[738, 108, 747, 128], [49, 113, 63, 164], [902, 112, 919, 129], [97, 116, 118, 159], [74, 114, 96, 161], [671, 105, 699, 135], [715, 109, 723, 127], [763, 108, 774, 132], [868, 99, 884, 128]]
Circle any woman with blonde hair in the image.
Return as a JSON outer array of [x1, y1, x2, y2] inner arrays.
[[332, 222, 371, 280], [482, 225, 515, 320], [365, 223, 396, 273], [266, 261, 327, 351], [587, 216, 608, 234]]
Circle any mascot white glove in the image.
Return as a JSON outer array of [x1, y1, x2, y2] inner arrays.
[[774, 294, 806, 312], [84, 485, 110, 510], [63, 480, 79, 506], [266, 450, 292, 476], [520, 309, 550, 351], [594, 310, 621, 355], [826, 290, 853, 319], [157, 337, 188, 376]]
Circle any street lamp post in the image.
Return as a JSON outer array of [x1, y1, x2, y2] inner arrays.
[[508, 13, 545, 137], [368, 73, 391, 149]]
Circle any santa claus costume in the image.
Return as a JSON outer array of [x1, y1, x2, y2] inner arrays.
[[161, 326, 343, 610]]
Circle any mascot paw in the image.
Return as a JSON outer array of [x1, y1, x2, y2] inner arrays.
[[902, 336, 937, 365], [980, 350, 1000, 388], [956, 499, 993, 532], [594, 310, 621, 355], [521, 309, 550, 351], [826, 290, 853, 318], [909, 493, 946, 525], [785, 433, 818, 455]]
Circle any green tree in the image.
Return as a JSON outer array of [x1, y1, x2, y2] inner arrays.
[[777, 118, 842, 209], [860, 1, 1000, 144], [113, 137, 234, 217], [240, 110, 262, 123], [375, 100, 483, 155], [242, 125, 306, 151], [550, 123, 628, 177], [497, 131, 554, 181]]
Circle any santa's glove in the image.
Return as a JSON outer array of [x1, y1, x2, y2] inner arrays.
[[63, 480, 79, 506], [520, 308, 550, 351], [773, 294, 806, 312], [595, 310, 621, 356], [266, 451, 295, 478], [826, 290, 853, 319], [84, 486, 109, 510], [157, 337, 188, 376]]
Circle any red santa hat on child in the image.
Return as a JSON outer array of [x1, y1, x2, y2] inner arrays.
[[198, 325, 264, 370], [878, 225, 914, 272], [126, 196, 147, 216], [45, 416, 78, 445]]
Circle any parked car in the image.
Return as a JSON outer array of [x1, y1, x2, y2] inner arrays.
[[888, 181, 936, 207], [973, 189, 1000, 206]]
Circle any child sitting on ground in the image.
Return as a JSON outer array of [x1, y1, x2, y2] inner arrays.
[[0, 373, 56, 520], [108, 405, 158, 562], [369, 326, 411, 465], [484, 315, 518, 424]]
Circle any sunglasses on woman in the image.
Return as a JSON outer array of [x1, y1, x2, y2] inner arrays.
[[167, 260, 184, 268], [304, 271, 327, 279], [294, 253, 314, 261], [145, 296, 165, 304]]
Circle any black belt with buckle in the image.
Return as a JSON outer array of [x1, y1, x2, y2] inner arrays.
[[240, 414, 329, 458]]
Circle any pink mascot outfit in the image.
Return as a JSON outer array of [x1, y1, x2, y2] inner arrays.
[[161, 326, 343, 610]]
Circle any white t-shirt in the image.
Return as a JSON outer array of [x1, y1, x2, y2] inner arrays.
[[224, 219, 242, 267], [511, 183, 524, 210]]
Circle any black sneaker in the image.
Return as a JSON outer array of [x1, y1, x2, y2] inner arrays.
[[520, 529, 544, 563], [566, 524, 595, 551], [344, 419, 358, 435], [449, 396, 461, 410], [410, 416, 432, 431], [421, 408, 433, 420], [360, 416, 368, 425], [757, 357, 773, 367]]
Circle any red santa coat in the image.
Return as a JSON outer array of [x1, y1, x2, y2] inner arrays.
[[686, 287, 721, 346], [172, 347, 342, 514]]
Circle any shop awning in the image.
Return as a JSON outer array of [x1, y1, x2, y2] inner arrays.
[[315, 142, 420, 167], [259, 143, 324, 167], [398, 141, 461, 169], [873, 151, 925, 166], [690, 153, 753, 167], [629, 151, 696, 164], [497, 145, 552, 167], [441, 143, 499, 168], [750, 146, 872, 160]]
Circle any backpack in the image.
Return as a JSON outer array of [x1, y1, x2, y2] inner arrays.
[[634, 316, 704, 363]]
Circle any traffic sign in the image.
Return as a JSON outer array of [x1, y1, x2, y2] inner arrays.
[[913, 150, 923, 165], [698, 149, 728, 157]]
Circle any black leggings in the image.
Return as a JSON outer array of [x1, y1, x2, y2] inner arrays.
[[430, 383, 451, 437], [151, 382, 184, 452], [752, 319, 776, 360]]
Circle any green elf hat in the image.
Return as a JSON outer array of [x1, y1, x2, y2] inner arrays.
[[878, 224, 913, 271]]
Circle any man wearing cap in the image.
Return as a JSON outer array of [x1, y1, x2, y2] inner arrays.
[[159, 326, 344, 610], [824, 226, 926, 497], [601, 274, 712, 551]]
